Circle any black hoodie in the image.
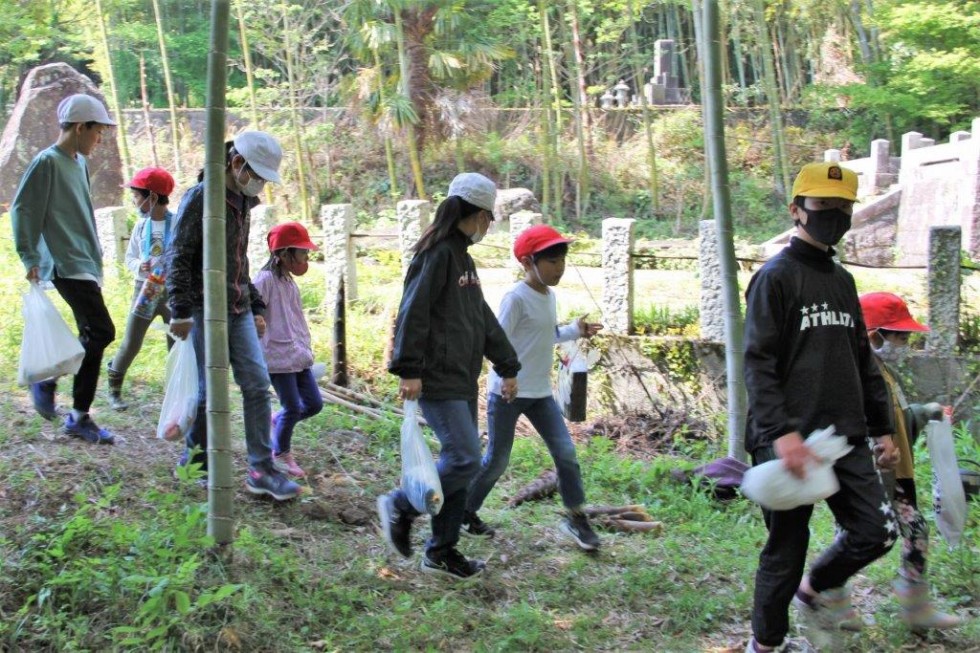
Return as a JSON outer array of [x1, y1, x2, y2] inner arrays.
[[389, 229, 520, 400]]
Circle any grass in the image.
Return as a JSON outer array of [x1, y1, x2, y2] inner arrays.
[[0, 231, 978, 652]]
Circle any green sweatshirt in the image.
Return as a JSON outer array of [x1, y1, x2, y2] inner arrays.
[[11, 145, 104, 284]]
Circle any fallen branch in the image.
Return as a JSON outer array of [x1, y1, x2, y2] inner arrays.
[[507, 470, 558, 506], [596, 518, 664, 534]]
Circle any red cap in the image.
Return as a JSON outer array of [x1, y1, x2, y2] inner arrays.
[[268, 221, 318, 252], [513, 224, 573, 261], [124, 167, 175, 197], [859, 292, 929, 332]]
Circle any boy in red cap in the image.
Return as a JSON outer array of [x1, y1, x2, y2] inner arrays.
[[464, 224, 604, 550], [105, 166, 177, 410], [859, 291, 960, 631], [252, 222, 324, 478], [743, 163, 898, 652]]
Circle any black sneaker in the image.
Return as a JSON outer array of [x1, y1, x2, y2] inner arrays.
[[462, 511, 495, 538], [559, 512, 600, 551], [420, 547, 486, 579], [245, 463, 301, 501], [377, 494, 413, 558], [63, 413, 114, 444]]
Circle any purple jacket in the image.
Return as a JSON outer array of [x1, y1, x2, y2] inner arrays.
[[253, 269, 313, 374]]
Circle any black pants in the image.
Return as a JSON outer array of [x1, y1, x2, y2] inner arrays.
[[750, 439, 896, 647], [52, 277, 115, 413]]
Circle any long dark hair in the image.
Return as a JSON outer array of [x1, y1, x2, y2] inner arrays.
[[412, 196, 482, 254], [196, 140, 237, 183], [260, 248, 300, 278]]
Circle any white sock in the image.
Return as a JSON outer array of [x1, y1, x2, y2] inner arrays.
[[71, 409, 87, 421]]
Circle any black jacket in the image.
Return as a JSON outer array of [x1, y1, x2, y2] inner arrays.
[[389, 229, 520, 400], [165, 182, 266, 320], [743, 237, 892, 453]]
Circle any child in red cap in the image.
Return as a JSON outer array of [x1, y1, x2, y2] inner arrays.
[[464, 224, 604, 550], [105, 166, 177, 410], [859, 291, 960, 631], [252, 222, 324, 478]]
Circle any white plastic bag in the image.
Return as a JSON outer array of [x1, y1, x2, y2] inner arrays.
[[926, 415, 967, 547], [17, 282, 85, 386], [400, 400, 443, 515], [156, 339, 199, 441], [741, 426, 854, 511]]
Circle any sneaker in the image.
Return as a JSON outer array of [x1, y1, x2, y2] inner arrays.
[[462, 511, 495, 538], [559, 512, 600, 551], [31, 380, 58, 421], [792, 592, 841, 650], [820, 586, 865, 632], [245, 463, 301, 501], [420, 547, 486, 579], [276, 451, 306, 478], [376, 494, 413, 558], [63, 414, 114, 444]]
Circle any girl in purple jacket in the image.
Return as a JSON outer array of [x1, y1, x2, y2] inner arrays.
[[253, 221, 323, 477]]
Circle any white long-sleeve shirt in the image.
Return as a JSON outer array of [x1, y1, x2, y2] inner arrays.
[[488, 281, 581, 398]]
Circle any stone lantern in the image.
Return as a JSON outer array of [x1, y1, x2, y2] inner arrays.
[[613, 79, 631, 108], [600, 89, 615, 109]]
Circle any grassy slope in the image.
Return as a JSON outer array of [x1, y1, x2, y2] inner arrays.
[[0, 232, 977, 652]]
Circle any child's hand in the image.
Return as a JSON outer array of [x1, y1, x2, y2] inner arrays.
[[774, 431, 822, 479], [400, 378, 422, 401], [254, 315, 266, 338], [577, 315, 604, 338], [500, 377, 518, 402], [873, 435, 900, 470]]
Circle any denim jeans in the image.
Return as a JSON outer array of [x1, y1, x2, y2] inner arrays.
[[270, 368, 323, 455], [183, 309, 273, 469], [750, 439, 895, 647], [109, 281, 173, 377], [391, 399, 481, 554], [468, 394, 585, 513], [51, 277, 116, 413]]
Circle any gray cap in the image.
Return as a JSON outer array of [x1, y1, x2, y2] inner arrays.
[[447, 172, 496, 214], [233, 131, 282, 183], [57, 94, 116, 126]]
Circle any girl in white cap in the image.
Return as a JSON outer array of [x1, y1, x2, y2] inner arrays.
[[377, 172, 521, 579], [165, 132, 301, 501]]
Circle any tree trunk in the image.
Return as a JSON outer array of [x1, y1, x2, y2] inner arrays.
[[628, 0, 660, 216], [94, 0, 132, 179], [281, 1, 311, 222], [702, 0, 747, 462], [373, 50, 400, 201], [152, 0, 182, 179], [203, 0, 235, 552], [751, 0, 792, 198], [139, 53, 160, 167], [235, 1, 262, 128], [567, 0, 591, 221], [540, 0, 563, 220], [394, 9, 426, 200]]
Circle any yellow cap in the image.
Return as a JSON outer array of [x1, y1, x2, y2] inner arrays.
[[791, 162, 858, 201]]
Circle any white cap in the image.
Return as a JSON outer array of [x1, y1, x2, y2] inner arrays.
[[233, 131, 282, 183], [57, 94, 116, 126], [447, 172, 496, 214]]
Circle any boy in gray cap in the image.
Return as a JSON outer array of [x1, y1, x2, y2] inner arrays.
[[11, 93, 118, 444]]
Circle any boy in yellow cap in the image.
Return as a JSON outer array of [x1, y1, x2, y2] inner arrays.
[[859, 291, 960, 631], [742, 162, 899, 652]]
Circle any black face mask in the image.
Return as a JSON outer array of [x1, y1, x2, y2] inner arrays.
[[798, 207, 851, 246]]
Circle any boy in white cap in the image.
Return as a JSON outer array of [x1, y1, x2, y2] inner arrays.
[[742, 162, 898, 652], [166, 132, 300, 501], [11, 93, 118, 444]]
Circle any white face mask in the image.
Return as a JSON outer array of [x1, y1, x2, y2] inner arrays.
[[133, 196, 157, 217], [872, 337, 909, 365], [236, 165, 266, 197], [469, 228, 485, 245]]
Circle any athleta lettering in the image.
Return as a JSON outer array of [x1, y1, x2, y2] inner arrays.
[[798, 301, 854, 331]]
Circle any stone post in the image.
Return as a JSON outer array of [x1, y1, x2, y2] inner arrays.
[[602, 218, 635, 335], [397, 200, 431, 275], [869, 139, 891, 193], [949, 131, 971, 144], [320, 203, 357, 307], [926, 226, 961, 355], [823, 149, 841, 162], [899, 131, 924, 186], [699, 221, 725, 342], [95, 206, 129, 268], [509, 210, 541, 249], [248, 204, 277, 273]]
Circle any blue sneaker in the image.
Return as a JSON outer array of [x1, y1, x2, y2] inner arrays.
[[63, 414, 114, 445], [31, 380, 58, 420], [246, 463, 301, 501]]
